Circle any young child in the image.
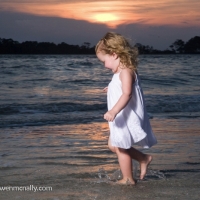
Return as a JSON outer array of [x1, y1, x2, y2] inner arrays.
[[96, 32, 157, 185]]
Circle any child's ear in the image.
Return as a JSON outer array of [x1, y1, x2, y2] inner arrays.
[[112, 53, 118, 59]]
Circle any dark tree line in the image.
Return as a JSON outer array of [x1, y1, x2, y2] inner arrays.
[[135, 36, 200, 54], [169, 36, 200, 53], [0, 39, 95, 54], [0, 36, 200, 54]]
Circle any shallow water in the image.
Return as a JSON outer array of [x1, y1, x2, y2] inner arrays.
[[0, 55, 200, 198], [0, 54, 200, 127]]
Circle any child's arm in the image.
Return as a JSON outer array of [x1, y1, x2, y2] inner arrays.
[[103, 86, 108, 92], [104, 69, 135, 122]]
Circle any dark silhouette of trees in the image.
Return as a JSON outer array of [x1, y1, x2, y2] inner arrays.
[[0, 36, 200, 54], [0, 38, 20, 54], [184, 36, 200, 53], [135, 43, 174, 54], [135, 43, 154, 54], [169, 39, 185, 53], [169, 36, 200, 54], [0, 38, 95, 54]]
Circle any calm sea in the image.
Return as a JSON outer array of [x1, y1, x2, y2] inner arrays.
[[0, 54, 200, 191]]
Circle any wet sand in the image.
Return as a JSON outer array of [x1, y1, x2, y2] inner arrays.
[[1, 118, 200, 200], [1, 171, 200, 200]]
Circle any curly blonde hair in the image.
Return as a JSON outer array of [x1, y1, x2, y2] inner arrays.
[[95, 32, 138, 71]]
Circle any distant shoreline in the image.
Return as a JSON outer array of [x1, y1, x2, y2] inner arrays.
[[0, 36, 200, 54], [0, 52, 200, 56]]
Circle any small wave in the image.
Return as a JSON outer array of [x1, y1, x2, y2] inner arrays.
[[10, 65, 28, 69], [22, 78, 52, 82], [78, 61, 94, 66], [67, 60, 94, 67], [142, 77, 188, 86], [1, 71, 15, 75], [146, 94, 200, 113], [185, 162, 200, 165], [0, 113, 104, 128], [0, 104, 20, 115], [61, 79, 97, 84], [0, 102, 106, 115]]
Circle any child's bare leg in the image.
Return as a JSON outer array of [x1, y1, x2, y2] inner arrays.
[[127, 147, 152, 180], [108, 138, 135, 184], [108, 137, 116, 153], [115, 147, 135, 185]]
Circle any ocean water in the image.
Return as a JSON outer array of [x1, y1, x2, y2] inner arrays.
[[0, 54, 200, 195]]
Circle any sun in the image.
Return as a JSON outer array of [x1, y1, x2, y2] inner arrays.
[[92, 13, 121, 28], [93, 13, 119, 23]]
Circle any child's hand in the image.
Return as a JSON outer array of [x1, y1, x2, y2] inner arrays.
[[103, 87, 108, 93], [104, 110, 116, 122]]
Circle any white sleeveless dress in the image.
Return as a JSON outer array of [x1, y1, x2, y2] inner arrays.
[[107, 71, 157, 149]]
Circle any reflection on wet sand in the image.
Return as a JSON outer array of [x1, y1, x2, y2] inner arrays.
[[0, 118, 200, 199], [1, 118, 200, 185]]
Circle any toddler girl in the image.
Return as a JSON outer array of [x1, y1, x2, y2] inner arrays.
[[96, 32, 157, 185]]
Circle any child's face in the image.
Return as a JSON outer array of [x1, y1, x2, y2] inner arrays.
[[97, 51, 120, 73]]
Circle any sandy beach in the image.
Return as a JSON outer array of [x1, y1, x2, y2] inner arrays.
[[1, 118, 200, 200], [1, 170, 200, 200]]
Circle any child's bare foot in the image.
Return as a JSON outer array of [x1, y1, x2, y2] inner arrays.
[[140, 155, 152, 180], [116, 178, 136, 185]]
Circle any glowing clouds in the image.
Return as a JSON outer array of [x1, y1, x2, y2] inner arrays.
[[1, 0, 200, 28], [1, 1, 129, 28]]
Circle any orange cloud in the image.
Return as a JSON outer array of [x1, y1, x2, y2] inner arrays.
[[1, 1, 200, 28]]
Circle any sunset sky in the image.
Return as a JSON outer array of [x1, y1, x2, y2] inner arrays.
[[0, 0, 200, 49]]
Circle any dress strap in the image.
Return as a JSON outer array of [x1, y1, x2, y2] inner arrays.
[[133, 70, 138, 84], [114, 69, 122, 76]]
